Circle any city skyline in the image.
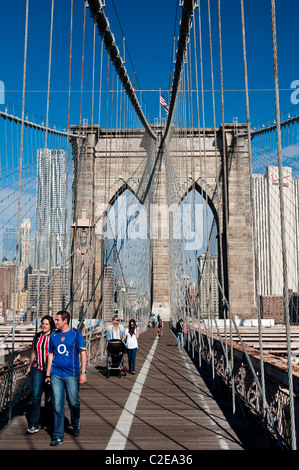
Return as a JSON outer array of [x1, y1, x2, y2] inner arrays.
[[0, 144, 69, 323]]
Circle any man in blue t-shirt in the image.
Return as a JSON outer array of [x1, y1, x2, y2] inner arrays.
[[45, 310, 87, 446]]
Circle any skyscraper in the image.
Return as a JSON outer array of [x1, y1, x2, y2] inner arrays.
[[0, 262, 17, 319], [2, 227, 17, 262], [253, 166, 299, 296], [198, 254, 219, 317], [27, 270, 50, 321], [34, 149, 67, 274], [18, 219, 32, 290], [103, 266, 114, 321]]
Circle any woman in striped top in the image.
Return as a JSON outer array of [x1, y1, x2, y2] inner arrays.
[[25, 315, 55, 434]]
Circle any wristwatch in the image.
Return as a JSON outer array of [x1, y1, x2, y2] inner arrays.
[[81, 370, 86, 374]]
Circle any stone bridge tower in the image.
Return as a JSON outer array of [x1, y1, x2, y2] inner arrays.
[[70, 123, 256, 323]]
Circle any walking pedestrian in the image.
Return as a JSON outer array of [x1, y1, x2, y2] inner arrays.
[[125, 319, 139, 374], [45, 310, 87, 446], [106, 314, 125, 342], [25, 315, 55, 434], [157, 319, 163, 339], [176, 319, 184, 348]]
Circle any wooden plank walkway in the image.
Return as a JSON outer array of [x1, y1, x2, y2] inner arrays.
[[0, 323, 279, 451]]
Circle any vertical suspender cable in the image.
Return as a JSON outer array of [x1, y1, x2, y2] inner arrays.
[[163, 0, 194, 143], [62, 0, 74, 310], [240, 0, 268, 436], [84, 16, 97, 355], [79, 1, 86, 131], [197, 2, 211, 365], [9, 0, 29, 424], [44, 0, 55, 252], [98, 36, 104, 128], [78, 1, 87, 328], [271, 0, 296, 450], [217, 0, 236, 414], [37, 0, 54, 326], [87, 0, 156, 140], [192, 4, 203, 367], [206, 0, 218, 385]]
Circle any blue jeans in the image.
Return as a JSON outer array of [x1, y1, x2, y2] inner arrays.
[[51, 375, 80, 440], [177, 332, 184, 347], [127, 348, 137, 372], [29, 367, 52, 428]]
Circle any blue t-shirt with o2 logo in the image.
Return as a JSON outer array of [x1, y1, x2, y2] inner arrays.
[[49, 327, 86, 376]]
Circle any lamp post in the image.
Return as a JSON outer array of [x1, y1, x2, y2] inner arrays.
[[71, 209, 92, 334]]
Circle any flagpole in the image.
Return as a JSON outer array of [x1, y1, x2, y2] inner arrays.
[[159, 88, 161, 124]]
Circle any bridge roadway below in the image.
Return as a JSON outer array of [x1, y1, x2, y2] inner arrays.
[[0, 323, 279, 452]]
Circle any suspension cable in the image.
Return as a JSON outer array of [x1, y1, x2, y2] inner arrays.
[[86, 0, 156, 141], [8, 0, 30, 424], [271, 0, 296, 451], [163, 0, 195, 143]]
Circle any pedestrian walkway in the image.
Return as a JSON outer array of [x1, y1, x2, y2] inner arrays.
[[0, 323, 279, 451]]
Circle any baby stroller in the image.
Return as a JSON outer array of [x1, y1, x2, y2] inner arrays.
[[106, 339, 127, 378]]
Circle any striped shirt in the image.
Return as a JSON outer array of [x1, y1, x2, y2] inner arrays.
[[31, 332, 50, 371]]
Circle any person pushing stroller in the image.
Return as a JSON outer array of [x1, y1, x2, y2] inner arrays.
[[106, 315, 127, 377], [106, 314, 125, 342]]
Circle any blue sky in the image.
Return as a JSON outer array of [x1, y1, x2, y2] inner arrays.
[[0, 0, 299, 130], [0, 0, 297, 278]]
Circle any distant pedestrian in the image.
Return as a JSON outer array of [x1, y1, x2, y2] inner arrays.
[[125, 319, 139, 374], [25, 315, 55, 434], [45, 310, 87, 446], [176, 319, 184, 348], [157, 319, 163, 338]]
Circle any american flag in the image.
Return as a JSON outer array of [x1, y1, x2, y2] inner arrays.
[[160, 94, 169, 115]]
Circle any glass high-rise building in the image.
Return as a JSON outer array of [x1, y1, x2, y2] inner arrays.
[[34, 149, 67, 274], [2, 227, 17, 262]]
